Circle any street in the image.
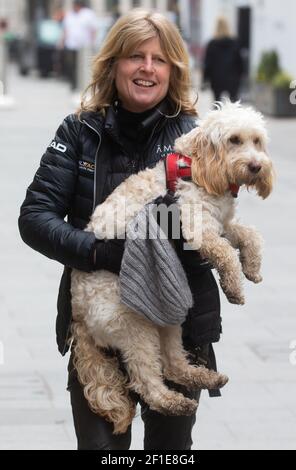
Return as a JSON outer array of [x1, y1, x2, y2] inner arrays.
[[0, 65, 295, 450]]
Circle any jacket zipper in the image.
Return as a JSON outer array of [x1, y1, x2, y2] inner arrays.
[[130, 159, 137, 173], [82, 119, 102, 212]]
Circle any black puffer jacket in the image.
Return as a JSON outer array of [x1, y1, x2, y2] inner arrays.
[[203, 37, 243, 91], [19, 102, 222, 355]]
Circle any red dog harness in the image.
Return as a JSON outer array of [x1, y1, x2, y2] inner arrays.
[[165, 153, 192, 192], [165, 152, 240, 197]]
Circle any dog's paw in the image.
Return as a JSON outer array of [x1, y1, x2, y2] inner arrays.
[[192, 367, 229, 390], [208, 371, 229, 389], [148, 392, 198, 416], [162, 396, 198, 416], [220, 280, 245, 305], [244, 271, 263, 284], [225, 291, 245, 305]]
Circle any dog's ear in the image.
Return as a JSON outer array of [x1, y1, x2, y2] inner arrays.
[[187, 127, 229, 196], [174, 127, 201, 157], [255, 160, 275, 199]]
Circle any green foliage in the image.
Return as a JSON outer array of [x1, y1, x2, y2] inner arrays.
[[256, 50, 281, 83], [256, 50, 295, 89], [271, 71, 294, 89]]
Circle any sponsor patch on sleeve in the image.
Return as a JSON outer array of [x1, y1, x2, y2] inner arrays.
[[49, 140, 67, 153]]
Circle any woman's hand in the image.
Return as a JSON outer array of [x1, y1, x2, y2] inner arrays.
[[94, 239, 125, 274]]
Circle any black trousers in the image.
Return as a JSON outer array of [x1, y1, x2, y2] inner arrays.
[[67, 360, 201, 450], [212, 85, 240, 102]]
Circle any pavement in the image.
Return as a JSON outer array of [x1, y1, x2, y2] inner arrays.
[[0, 65, 295, 450]]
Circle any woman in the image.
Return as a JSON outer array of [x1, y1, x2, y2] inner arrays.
[[19, 9, 222, 450], [203, 15, 244, 102]]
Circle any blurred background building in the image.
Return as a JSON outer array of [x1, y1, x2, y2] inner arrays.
[[0, 0, 295, 109], [1, 0, 295, 76]]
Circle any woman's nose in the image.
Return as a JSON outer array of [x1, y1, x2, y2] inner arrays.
[[140, 57, 154, 72]]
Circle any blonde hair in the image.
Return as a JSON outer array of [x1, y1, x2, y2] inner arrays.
[[78, 9, 197, 116], [214, 15, 232, 39]]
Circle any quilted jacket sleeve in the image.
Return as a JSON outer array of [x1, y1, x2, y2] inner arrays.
[[18, 114, 96, 272]]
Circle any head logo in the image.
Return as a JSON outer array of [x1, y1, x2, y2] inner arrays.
[[50, 141, 67, 153]]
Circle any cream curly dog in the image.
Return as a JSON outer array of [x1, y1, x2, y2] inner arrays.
[[71, 101, 274, 433]]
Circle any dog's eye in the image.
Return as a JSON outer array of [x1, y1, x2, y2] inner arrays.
[[229, 136, 242, 145], [254, 137, 261, 146]]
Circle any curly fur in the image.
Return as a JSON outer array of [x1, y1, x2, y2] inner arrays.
[[175, 101, 274, 304], [70, 101, 274, 433], [71, 322, 136, 434]]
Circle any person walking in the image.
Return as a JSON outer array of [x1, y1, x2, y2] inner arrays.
[[203, 15, 244, 102], [62, 0, 98, 90], [19, 9, 222, 450]]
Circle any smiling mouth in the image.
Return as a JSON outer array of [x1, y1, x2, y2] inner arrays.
[[133, 79, 156, 88]]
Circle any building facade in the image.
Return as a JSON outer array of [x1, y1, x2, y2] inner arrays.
[[1, 0, 295, 77], [199, 0, 296, 78], [251, 0, 296, 78]]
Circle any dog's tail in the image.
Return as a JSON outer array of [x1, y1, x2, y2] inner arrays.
[[71, 321, 136, 434]]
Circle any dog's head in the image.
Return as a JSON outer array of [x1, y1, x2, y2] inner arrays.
[[175, 101, 275, 199]]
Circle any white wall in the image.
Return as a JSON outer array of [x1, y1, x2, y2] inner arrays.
[[199, 0, 296, 78], [90, 0, 107, 15], [179, 0, 191, 39], [251, 0, 296, 78], [200, 0, 237, 44], [0, 0, 26, 33]]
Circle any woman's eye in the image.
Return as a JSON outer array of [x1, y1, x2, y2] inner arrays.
[[229, 136, 242, 145], [129, 55, 166, 63]]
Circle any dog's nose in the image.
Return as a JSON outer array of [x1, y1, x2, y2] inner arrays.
[[248, 162, 262, 174]]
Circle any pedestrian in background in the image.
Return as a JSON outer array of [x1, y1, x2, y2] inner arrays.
[[62, 0, 98, 90], [203, 15, 243, 102]]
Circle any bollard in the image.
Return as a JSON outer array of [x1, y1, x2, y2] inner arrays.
[[79, 47, 93, 89], [0, 36, 15, 109], [0, 35, 7, 93], [0, 340, 4, 365], [71, 46, 92, 107]]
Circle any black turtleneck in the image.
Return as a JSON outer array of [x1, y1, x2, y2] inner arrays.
[[103, 99, 174, 173], [114, 102, 166, 171], [116, 102, 166, 145], [117, 106, 156, 140]]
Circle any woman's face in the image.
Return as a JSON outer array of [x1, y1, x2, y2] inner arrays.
[[114, 36, 171, 113]]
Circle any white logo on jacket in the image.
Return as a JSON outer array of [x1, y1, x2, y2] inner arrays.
[[156, 144, 173, 158], [50, 141, 67, 153]]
